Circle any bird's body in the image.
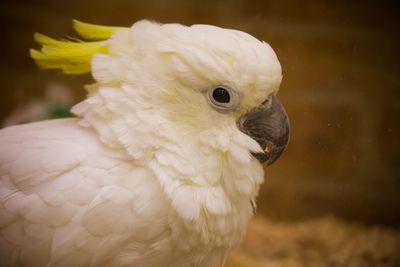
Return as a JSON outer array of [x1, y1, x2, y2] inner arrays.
[[0, 118, 252, 266], [0, 20, 289, 266]]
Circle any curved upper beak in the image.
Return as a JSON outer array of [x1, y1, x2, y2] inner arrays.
[[237, 95, 290, 166]]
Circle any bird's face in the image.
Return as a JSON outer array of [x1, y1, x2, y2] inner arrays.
[[95, 21, 290, 165], [143, 23, 290, 165]]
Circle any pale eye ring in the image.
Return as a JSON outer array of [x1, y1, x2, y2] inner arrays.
[[207, 86, 240, 113]]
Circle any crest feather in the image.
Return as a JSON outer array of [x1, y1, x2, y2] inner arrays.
[[73, 20, 126, 40], [30, 20, 127, 74]]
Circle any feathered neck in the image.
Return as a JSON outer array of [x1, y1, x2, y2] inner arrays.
[[72, 83, 264, 247]]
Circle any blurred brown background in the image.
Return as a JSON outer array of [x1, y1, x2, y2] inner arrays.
[[0, 0, 399, 228]]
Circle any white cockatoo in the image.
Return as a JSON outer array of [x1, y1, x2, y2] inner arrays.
[[0, 20, 289, 267]]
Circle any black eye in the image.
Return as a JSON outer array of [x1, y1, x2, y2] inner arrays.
[[207, 86, 240, 113], [212, 87, 230, 103]]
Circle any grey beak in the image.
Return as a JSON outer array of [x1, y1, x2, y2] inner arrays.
[[237, 95, 290, 166]]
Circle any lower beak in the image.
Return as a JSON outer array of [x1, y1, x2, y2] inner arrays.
[[237, 95, 290, 166]]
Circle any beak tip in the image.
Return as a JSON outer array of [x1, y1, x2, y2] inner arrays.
[[252, 144, 288, 166], [266, 147, 284, 166], [266, 159, 274, 166]]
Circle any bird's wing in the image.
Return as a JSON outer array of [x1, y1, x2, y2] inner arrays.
[[0, 118, 170, 266]]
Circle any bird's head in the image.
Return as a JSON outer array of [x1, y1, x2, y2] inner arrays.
[[31, 20, 289, 166]]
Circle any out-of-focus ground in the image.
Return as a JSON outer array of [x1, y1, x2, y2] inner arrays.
[[1, 0, 399, 265], [226, 216, 400, 267]]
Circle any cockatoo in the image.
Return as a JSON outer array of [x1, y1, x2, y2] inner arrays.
[[0, 20, 289, 267]]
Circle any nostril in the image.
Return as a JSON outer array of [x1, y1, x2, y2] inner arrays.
[[261, 96, 273, 108]]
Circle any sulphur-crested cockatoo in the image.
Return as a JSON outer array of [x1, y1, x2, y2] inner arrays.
[[0, 20, 289, 267]]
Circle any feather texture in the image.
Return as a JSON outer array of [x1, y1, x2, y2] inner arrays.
[[30, 20, 127, 74], [30, 34, 108, 74]]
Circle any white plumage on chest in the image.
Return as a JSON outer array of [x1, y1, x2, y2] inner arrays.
[[0, 117, 262, 267]]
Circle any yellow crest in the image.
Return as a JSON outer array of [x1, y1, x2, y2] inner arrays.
[[30, 20, 127, 74]]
